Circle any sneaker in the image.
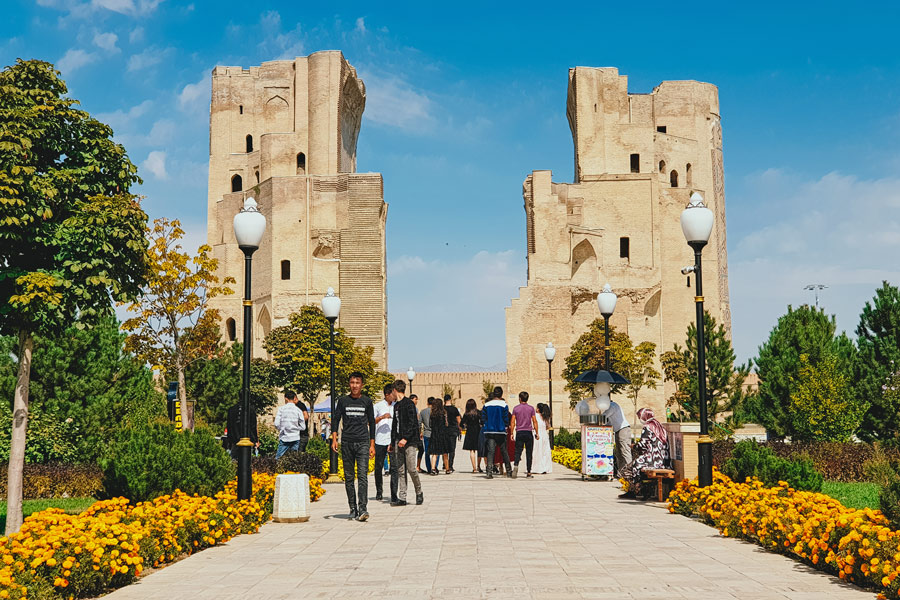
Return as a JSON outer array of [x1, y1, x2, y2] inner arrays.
[[391, 500, 407, 506], [390, 497, 399, 504], [348, 508, 359, 520], [415, 493, 424, 505], [506, 472, 513, 478], [526, 473, 533, 479], [486, 473, 493, 479], [357, 511, 369, 522], [512, 465, 519, 479], [375, 492, 383, 501]]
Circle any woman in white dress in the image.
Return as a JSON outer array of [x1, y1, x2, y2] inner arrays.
[[534, 403, 553, 474]]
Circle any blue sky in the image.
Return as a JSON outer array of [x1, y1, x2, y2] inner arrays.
[[4, 1, 900, 371]]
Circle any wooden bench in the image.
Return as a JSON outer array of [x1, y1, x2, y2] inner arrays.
[[641, 468, 676, 502]]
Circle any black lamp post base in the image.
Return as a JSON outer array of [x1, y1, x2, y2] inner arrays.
[[236, 439, 253, 500]]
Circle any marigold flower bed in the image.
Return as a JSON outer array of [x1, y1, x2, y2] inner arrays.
[[552, 448, 581, 471], [0, 473, 324, 600], [670, 469, 900, 598]]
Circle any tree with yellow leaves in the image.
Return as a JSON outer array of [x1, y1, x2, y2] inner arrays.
[[121, 218, 234, 428]]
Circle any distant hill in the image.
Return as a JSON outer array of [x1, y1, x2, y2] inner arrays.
[[391, 362, 507, 373]]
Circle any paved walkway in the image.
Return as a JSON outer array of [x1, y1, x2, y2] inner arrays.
[[105, 445, 874, 600]]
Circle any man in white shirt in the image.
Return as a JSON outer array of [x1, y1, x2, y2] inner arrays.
[[602, 400, 632, 478], [373, 383, 397, 502], [274, 390, 307, 459]]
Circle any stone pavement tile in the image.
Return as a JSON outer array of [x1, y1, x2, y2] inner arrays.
[[101, 442, 876, 600]]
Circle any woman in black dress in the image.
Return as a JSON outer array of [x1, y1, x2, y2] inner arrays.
[[461, 399, 482, 472], [429, 399, 452, 474]]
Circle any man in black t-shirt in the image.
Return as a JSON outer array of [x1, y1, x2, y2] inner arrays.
[[331, 371, 376, 522], [295, 396, 310, 451], [444, 395, 461, 472]]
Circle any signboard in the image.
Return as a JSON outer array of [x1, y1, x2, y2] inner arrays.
[[582, 425, 615, 477], [173, 400, 182, 429], [670, 431, 683, 461]]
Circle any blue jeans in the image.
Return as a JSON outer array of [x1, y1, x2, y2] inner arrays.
[[276, 439, 300, 459]]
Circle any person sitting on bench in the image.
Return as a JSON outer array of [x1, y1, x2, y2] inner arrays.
[[620, 407, 669, 498]]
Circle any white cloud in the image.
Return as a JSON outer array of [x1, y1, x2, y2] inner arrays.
[[141, 150, 167, 180], [127, 46, 172, 71], [57, 48, 97, 73], [387, 250, 524, 370], [177, 73, 209, 112], [362, 72, 435, 132], [96, 99, 153, 133], [129, 26, 144, 44], [91, 0, 163, 15], [256, 10, 304, 60], [92, 31, 119, 52], [729, 169, 900, 363], [355, 17, 366, 34]]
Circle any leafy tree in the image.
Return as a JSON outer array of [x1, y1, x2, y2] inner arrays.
[[481, 380, 494, 401], [854, 282, 900, 441], [0, 315, 163, 461], [263, 305, 392, 405], [0, 60, 149, 533], [441, 382, 455, 401], [666, 312, 752, 428], [789, 354, 865, 441], [562, 319, 659, 411], [660, 349, 690, 420], [186, 339, 277, 433], [752, 305, 856, 437], [121, 218, 234, 429]]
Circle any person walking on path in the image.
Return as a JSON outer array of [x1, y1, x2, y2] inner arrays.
[[481, 387, 512, 479], [602, 400, 632, 478], [390, 380, 424, 506], [460, 399, 482, 472], [331, 371, 376, 522], [444, 395, 461, 473], [373, 383, 397, 503], [510, 391, 539, 479], [418, 398, 434, 473], [273, 391, 307, 459], [533, 403, 553, 474], [428, 397, 453, 474]]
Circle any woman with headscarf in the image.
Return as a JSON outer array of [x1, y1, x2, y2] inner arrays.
[[620, 407, 669, 497]]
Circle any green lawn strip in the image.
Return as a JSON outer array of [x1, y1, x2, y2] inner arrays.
[[821, 481, 879, 510], [0, 497, 97, 531]]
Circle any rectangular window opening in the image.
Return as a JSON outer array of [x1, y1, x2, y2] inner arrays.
[[239, 105, 243, 114], [620, 237, 630, 259], [656, 125, 666, 133], [629, 153, 640, 173], [686, 276, 691, 287]]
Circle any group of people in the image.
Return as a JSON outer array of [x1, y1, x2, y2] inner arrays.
[[266, 371, 672, 521]]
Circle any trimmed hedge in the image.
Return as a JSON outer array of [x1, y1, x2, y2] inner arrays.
[[713, 440, 900, 483], [0, 463, 103, 499], [722, 440, 822, 492]]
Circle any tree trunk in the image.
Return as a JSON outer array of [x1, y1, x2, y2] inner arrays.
[[5, 329, 33, 535], [177, 360, 190, 430]]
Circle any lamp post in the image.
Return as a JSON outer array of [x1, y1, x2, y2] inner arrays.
[[595, 284, 618, 415], [544, 342, 556, 447], [407, 367, 416, 395], [232, 197, 266, 500], [681, 191, 715, 488], [321, 288, 341, 482]]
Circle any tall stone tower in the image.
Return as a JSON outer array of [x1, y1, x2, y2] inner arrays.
[[506, 67, 731, 427], [207, 51, 387, 367]]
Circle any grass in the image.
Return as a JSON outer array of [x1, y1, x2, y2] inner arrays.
[[0, 497, 96, 532], [822, 481, 880, 510]]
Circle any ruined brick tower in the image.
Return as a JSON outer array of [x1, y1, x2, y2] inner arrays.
[[506, 67, 731, 427], [207, 51, 387, 367]]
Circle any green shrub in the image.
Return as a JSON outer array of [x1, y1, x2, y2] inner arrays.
[[554, 427, 581, 449], [257, 422, 279, 456], [100, 422, 235, 502], [0, 409, 79, 463], [0, 463, 103, 498], [723, 439, 823, 491], [275, 451, 323, 478], [305, 437, 330, 462]]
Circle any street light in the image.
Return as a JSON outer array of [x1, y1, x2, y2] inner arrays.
[[407, 367, 416, 394], [232, 197, 266, 500], [321, 287, 341, 483], [595, 284, 617, 414], [544, 342, 556, 448], [681, 191, 714, 488]]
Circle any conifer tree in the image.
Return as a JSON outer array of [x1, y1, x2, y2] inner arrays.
[[752, 305, 856, 438], [854, 282, 900, 440]]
